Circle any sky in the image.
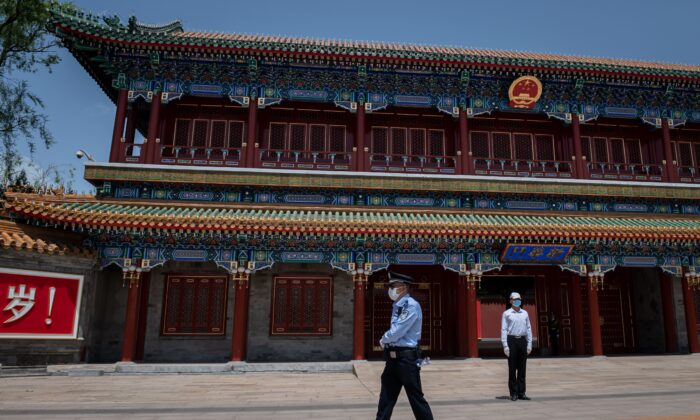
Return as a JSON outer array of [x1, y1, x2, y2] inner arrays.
[[19, 0, 700, 192]]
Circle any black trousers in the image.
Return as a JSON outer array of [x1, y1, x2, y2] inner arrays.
[[507, 335, 528, 396], [376, 356, 434, 420]]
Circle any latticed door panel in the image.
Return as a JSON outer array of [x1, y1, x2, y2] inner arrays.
[[593, 137, 609, 163], [228, 121, 245, 149], [309, 125, 327, 152], [410, 129, 426, 156], [391, 128, 407, 158], [624, 139, 642, 164], [174, 119, 191, 147], [289, 124, 307, 151], [269, 123, 287, 150], [270, 276, 333, 335], [470, 131, 490, 158], [492, 132, 512, 160], [161, 275, 228, 336], [581, 137, 591, 161], [371, 127, 388, 155], [678, 142, 694, 167], [513, 133, 533, 160], [428, 130, 445, 157], [329, 125, 346, 152], [192, 120, 209, 148], [609, 138, 625, 163], [535, 135, 555, 161], [210, 120, 227, 149]]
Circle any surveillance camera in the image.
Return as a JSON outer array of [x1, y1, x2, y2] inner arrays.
[[76, 150, 84, 159]]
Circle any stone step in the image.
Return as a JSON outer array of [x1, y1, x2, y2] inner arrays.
[[230, 361, 354, 373], [0, 365, 49, 377]]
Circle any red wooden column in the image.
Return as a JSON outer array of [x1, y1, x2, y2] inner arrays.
[[109, 89, 128, 162], [231, 274, 250, 361], [122, 108, 137, 162], [458, 109, 472, 175], [571, 113, 588, 179], [661, 118, 679, 182], [660, 272, 679, 353], [356, 104, 366, 172], [466, 275, 479, 358], [455, 274, 468, 357], [681, 272, 700, 353], [144, 92, 162, 164], [243, 99, 258, 168], [569, 273, 586, 355], [587, 274, 604, 356], [120, 271, 145, 362], [352, 273, 367, 360]]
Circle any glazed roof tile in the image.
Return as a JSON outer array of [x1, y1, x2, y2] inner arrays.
[[50, 7, 700, 80], [5, 194, 700, 241], [0, 219, 93, 257]]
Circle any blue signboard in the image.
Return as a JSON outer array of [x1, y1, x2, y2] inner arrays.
[[500, 244, 573, 264]]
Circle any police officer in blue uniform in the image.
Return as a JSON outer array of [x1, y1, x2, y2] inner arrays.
[[376, 272, 434, 420]]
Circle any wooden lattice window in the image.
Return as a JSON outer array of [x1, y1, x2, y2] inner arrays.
[[329, 125, 346, 152], [161, 275, 228, 336], [492, 132, 511, 160], [470, 131, 489, 158], [174, 119, 191, 147], [269, 123, 286, 150], [694, 144, 700, 168], [593, 137, 608, 163], [428, 130, 445, 156], [609, 138, 625, 163], [372, 127, 388, 154], [514, 133, 533, 160], [625, 139, 642, 164], [210, 120, 227, 149], [410, 129, 426, 156], [310, 125, 327, 152], [270, 276, 332, 336], [391, 128, 407, 156], [228, 121, 245, 149], [677, 142, 693, 167], [535, 135, 555, 161], [289, 124, 307, 151], [192, 120, 209, 148]]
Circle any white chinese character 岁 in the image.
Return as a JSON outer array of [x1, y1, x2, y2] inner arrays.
[[3, 284, 37, 324]]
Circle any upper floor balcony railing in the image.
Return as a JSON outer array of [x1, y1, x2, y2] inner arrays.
[[678, 165, 700, 183], [369, 153, 457, 174], [588, 162, 664, 182], [258, 149, 352, 170], [473, 158, 573, 178]]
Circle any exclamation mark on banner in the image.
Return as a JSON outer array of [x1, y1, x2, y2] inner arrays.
[[45, 287, 56, 325]]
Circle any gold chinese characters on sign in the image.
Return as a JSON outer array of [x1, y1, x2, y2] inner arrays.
[[508, 75, 542, 109]]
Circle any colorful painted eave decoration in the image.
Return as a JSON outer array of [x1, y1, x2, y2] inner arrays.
[[49, 6, 700, 82], [5, 194, 700, 242]]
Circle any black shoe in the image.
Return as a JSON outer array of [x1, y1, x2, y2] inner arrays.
[[510, 394, 518, 401], [518, 394, 531, 400]]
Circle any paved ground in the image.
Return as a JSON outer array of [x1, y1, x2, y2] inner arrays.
[[1, 355, 700, 419]]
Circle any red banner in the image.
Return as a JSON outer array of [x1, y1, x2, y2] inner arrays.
[[0, 268, 83, 339]]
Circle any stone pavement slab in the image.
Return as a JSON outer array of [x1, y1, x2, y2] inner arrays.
[[0, 355, 699, 419]]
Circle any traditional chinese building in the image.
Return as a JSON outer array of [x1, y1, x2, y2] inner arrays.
[[1, 5, 700, 365]]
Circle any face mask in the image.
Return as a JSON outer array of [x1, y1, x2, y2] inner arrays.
[[512, 299, 522, 308], [388, 287, 400, 301]]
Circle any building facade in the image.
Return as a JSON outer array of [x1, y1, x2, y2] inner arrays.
[[1, 6, 700, 364]]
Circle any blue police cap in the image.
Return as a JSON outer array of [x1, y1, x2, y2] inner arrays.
[[388, 271, 414, 285]]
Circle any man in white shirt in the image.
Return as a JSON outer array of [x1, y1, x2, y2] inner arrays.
[[501, 291, 532, 401]]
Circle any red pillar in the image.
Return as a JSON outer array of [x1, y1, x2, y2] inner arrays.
[[356, 104, 366, 172], [466, 279, 479, 358], [570, 274, 586, 355], [122, 108, 137, 161], [243, 99, 258, 168], [681, 274, 700, 353], [144, 93, 161, 164], [455, 275, 468, 357], [660, 273, 678, 353], [661, 118, 679, 182], [352, 276, 367, 360], [459, 109, 472, 175], [109, 89, 128, 162], [120, 272, 145, 362], [571, 114, 588, 179], [231, 277, 250, 361], [587, 276, 604, 356]]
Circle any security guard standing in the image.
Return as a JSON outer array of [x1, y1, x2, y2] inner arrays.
[[376, 272, 434, 420], [501, 291, 532, 401]]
